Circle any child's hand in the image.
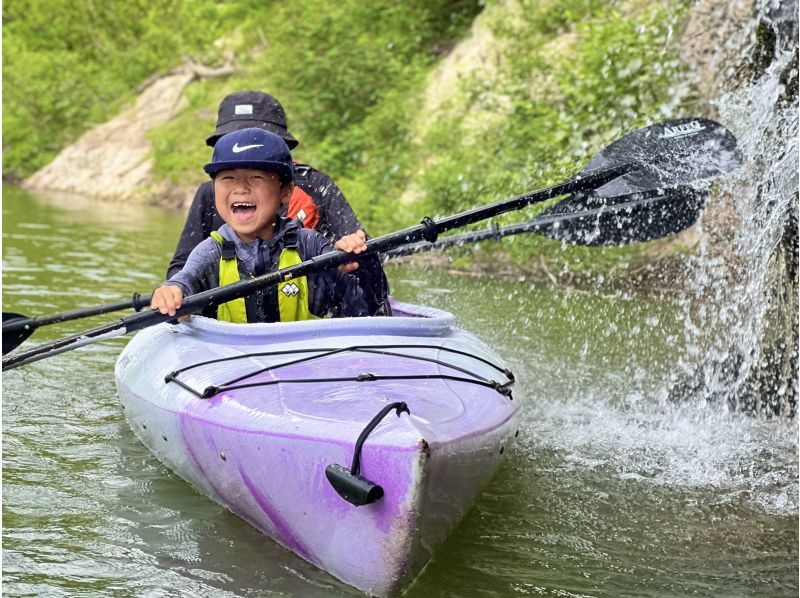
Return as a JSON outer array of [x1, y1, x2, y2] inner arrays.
[[335, 230, 367, 273], [151, 284, 184, 317]]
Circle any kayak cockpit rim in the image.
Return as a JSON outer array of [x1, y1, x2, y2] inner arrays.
[[167, 299, 456, 343]]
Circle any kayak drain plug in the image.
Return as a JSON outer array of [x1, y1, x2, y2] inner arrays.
[[326, 401, 411, 507]]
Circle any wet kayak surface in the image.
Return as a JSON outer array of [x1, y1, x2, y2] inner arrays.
[[3, 185, 797, 596]]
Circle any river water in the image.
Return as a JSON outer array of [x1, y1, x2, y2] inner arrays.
[[2, 185, 797, 596]]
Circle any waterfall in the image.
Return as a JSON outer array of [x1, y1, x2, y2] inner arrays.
[[672, 0, 798, 417]]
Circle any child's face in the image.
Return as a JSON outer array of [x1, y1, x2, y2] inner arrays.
[[214, 168, 293, 242]]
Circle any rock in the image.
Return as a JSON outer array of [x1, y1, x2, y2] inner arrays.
[[23, 73, 195, 203]]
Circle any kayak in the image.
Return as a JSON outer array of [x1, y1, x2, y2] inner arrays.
[[114, 299, 521, 596], [115, 300, 519, 594]]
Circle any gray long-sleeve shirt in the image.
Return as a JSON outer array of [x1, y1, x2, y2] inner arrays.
[[164, 217, 368, 321]]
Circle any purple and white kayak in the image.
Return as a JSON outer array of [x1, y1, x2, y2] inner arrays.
[[115, 300, 521, 596]]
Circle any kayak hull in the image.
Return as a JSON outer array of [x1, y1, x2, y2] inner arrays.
[[115, 301, 520, 596]]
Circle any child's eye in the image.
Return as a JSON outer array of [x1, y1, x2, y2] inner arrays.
[[250, 174, 264, 181]]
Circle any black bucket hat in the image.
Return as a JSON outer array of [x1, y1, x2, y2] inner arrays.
[[206, 91, 299, 149]]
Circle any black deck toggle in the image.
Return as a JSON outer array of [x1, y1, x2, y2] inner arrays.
[[325, 402, 410, 506], [492, 381, 514, 399], [201, 385, 220, 399]]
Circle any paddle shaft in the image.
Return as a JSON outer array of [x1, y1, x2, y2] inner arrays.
[[384, 190, 692, 257], [2, 163, 629, 371], [0, 165, 626, 351], [3, 293, 150, 334]]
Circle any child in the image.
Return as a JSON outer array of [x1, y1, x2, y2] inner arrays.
[[151, 128, 369, 322]]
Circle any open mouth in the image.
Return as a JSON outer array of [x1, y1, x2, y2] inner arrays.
[[231, 202, 257, 220]]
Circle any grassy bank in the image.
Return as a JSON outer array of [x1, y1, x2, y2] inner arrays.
[[2, 0, 237, 179], [4, 0, 694, 274]]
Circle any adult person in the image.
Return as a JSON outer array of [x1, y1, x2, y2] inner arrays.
[[167, 90, 390, 315]]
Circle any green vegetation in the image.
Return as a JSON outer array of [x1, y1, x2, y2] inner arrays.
[[2, 0, 237, 178], [408, 0, 693, 270], [148, 0, 481, 232], [3, 0, 693, 273]]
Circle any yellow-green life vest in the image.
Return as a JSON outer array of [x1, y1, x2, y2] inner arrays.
[[210, 231, 318, 323]]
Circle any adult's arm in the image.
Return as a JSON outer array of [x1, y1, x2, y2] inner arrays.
[[296, 166, 391, 315], [295, 167, 363, 241], [298, 229, 369, 318], [166, 181, 224, 278]]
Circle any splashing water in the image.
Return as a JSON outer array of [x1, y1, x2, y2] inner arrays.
[[672, 3, 798, 418], [514, 0, 799, 529]]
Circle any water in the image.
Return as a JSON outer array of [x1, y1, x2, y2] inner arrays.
[[666, 15, 800, 417], [3, 185, 797, 596]]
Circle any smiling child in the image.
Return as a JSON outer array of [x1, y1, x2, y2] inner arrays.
[[151, 128, 369, 322]]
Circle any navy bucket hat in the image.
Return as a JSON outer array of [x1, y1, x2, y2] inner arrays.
[[203, 128, 294, 182]]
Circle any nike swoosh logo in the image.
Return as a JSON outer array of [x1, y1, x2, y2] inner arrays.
[[231, 143, 264, 153]]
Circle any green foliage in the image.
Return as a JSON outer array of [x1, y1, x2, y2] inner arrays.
[[2, 0, 235, 177], [407, 0, 692, 271], [5, 0, 694, 276]]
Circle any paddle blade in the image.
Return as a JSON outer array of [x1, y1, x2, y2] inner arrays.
[[3, 312, 36, 354], [586, 118, 742, 197], [532, 186, 707, 246]]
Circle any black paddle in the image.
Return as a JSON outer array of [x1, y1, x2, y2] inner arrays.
[[2, 294, 151, 355], [384, 186, 707, 257], [0, 185, 702, 354], [2, 118, 741, 370], [1, 118, 738, 353]]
